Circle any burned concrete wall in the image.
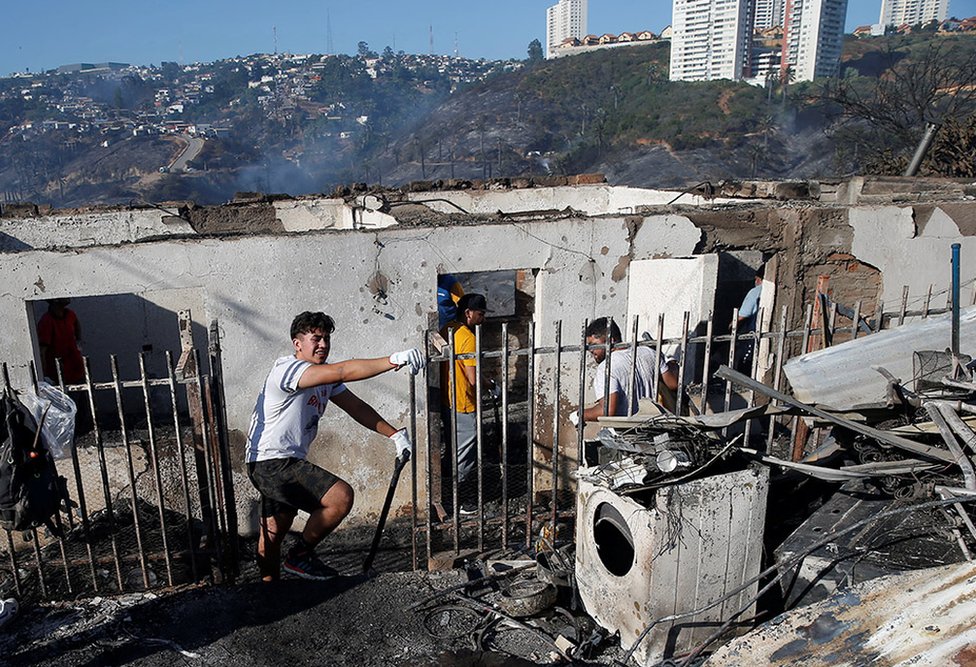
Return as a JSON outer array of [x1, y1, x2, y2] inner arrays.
[[5, 181, 976, 534]]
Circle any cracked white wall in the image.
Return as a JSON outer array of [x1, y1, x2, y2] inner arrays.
[[0, 214, 700, 531], [850, 205, 976, 309]]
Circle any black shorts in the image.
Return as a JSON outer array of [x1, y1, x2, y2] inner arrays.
[[247, 457, 340, 518]]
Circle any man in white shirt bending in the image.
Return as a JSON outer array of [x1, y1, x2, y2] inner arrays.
[[246, 311, 422, 581]]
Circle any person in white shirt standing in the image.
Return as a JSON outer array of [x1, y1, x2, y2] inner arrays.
[[246, 311, 422, 581], [573, 317, 681, 422]]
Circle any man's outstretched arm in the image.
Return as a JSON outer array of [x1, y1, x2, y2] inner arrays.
[[297, 348, 421, 389], [331, 388, 398, 437]]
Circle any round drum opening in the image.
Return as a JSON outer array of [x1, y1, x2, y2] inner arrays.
[[593, 502, 635, 577]]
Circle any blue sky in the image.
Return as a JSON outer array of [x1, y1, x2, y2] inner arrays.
[[3, 1, 976, 75]]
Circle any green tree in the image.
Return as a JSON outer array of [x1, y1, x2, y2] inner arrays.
[[527, 39, 544, 62]]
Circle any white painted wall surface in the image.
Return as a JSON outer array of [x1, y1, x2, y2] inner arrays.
[[850, 206, 976, 309], [0, 214, 701, 530]]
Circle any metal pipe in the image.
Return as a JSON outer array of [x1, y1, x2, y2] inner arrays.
[[54, 360, 98, 590], [904, 122, 940, 177], [952, 243, 961, 355], [724, 308, 739, 437], [111, 355, 150, 590], [653, 314, 665, 409], [500, 322, 510, 551], [41, 360, 75, 593], [701, 318, 714, 415], [138, 353, 174, 586], [165, 351, 198, 582], [925, 403, 976, 490], [551, 320, 562, 532], [207, 321, 239, 578], [676, 312, 689, 415], [29, 528, 48, 597], [422, 331, 433, 568], [576, 320, 587, 465], [935, 403, 976, 490], [601, 319, 612, 416], [84, 357, 124, 590], [447, 327, 459, 554], [744, 307, 764, 444], [525, 322, 536, 550], [195, 349, 226, 577], [407, 372, 418, 570], [474, 323, 484, 551], [5, 530, 21, 597], [627, 317, 639, 418]]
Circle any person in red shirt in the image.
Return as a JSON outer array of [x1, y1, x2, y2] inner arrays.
[[37, 298, 85, 384]]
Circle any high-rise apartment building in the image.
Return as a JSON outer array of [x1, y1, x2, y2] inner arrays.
[[669, 0, 754, 81], [546, 0, 588, 59], [781, 0, 849, 82], [879, 0, 950, 27], [754, 0, 785, 30]]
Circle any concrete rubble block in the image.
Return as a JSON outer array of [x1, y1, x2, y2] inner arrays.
[[574, 466, 769, 666], [0, 203, 40, 219]]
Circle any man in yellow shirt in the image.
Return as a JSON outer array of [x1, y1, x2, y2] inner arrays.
[[439, 293, 487, 513]]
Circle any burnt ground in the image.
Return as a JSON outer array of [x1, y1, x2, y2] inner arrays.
[[0, 536, 625, 667]]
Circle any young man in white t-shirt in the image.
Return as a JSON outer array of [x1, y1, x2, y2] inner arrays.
[[573, 317, 680, 422], [246, 311, 422, 581]]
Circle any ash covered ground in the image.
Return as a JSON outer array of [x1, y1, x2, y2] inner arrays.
[[0, 538, 622, 667]]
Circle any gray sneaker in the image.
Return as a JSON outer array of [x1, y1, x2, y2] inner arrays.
[[283, 551, 339, 580]]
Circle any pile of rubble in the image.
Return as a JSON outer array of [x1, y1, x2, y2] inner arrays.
[[554, 309, 976, 665]]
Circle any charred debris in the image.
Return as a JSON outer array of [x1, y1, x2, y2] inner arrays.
[[410, 313, 976, 665]]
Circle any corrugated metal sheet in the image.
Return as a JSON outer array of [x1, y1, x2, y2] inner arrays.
[[706, 561, 976, 666], [783, 307, 976, 409]]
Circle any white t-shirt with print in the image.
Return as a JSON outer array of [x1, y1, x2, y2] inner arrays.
[[246, 355, 347, 463]]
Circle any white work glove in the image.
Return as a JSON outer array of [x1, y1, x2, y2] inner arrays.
[[390, 428, 412, 459], [569, 410, 580, 427], [389, 348, 423, 375]]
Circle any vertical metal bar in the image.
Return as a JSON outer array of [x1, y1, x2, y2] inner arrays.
[[500, 323, 510, 551], [827, 301, 838, 346], [207, 321, 239, 580], [743, 308, 764, 444], [576, 320, 588, 465], [4, 530, 21, 597], [83, 357, 124, 590], [875, 301, 885, 332], [447, 327, 459, 554], [851, 300, 862, 341], [39, 360, 74, 593], [601, 319, 612, 416], [923, 284, 933, 319], [627, 317, 639, 418], [701, 318, 714, 415], [551, 321, 562, 532], [191, 349, 223, 577], [165, 351, 198, 582], [653, 314, 665, 408], [54, 361, 98, 590], [724, 307, 740, 420], [202, 381, 228, 541], [952, 243, 961, 355], [110, 355, 150, 590], [29, 528, 48, 597], [676, 312, 689, 415], [474, 324, 484, 552], [800, 304, 814, 353], [422, 332, 433, 568], [138, 353, 173, 586], [766, 306, 789, 453], [525, 322, 536, 551], [899, 285, 910, 326], [408, 371, 418, 571]]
